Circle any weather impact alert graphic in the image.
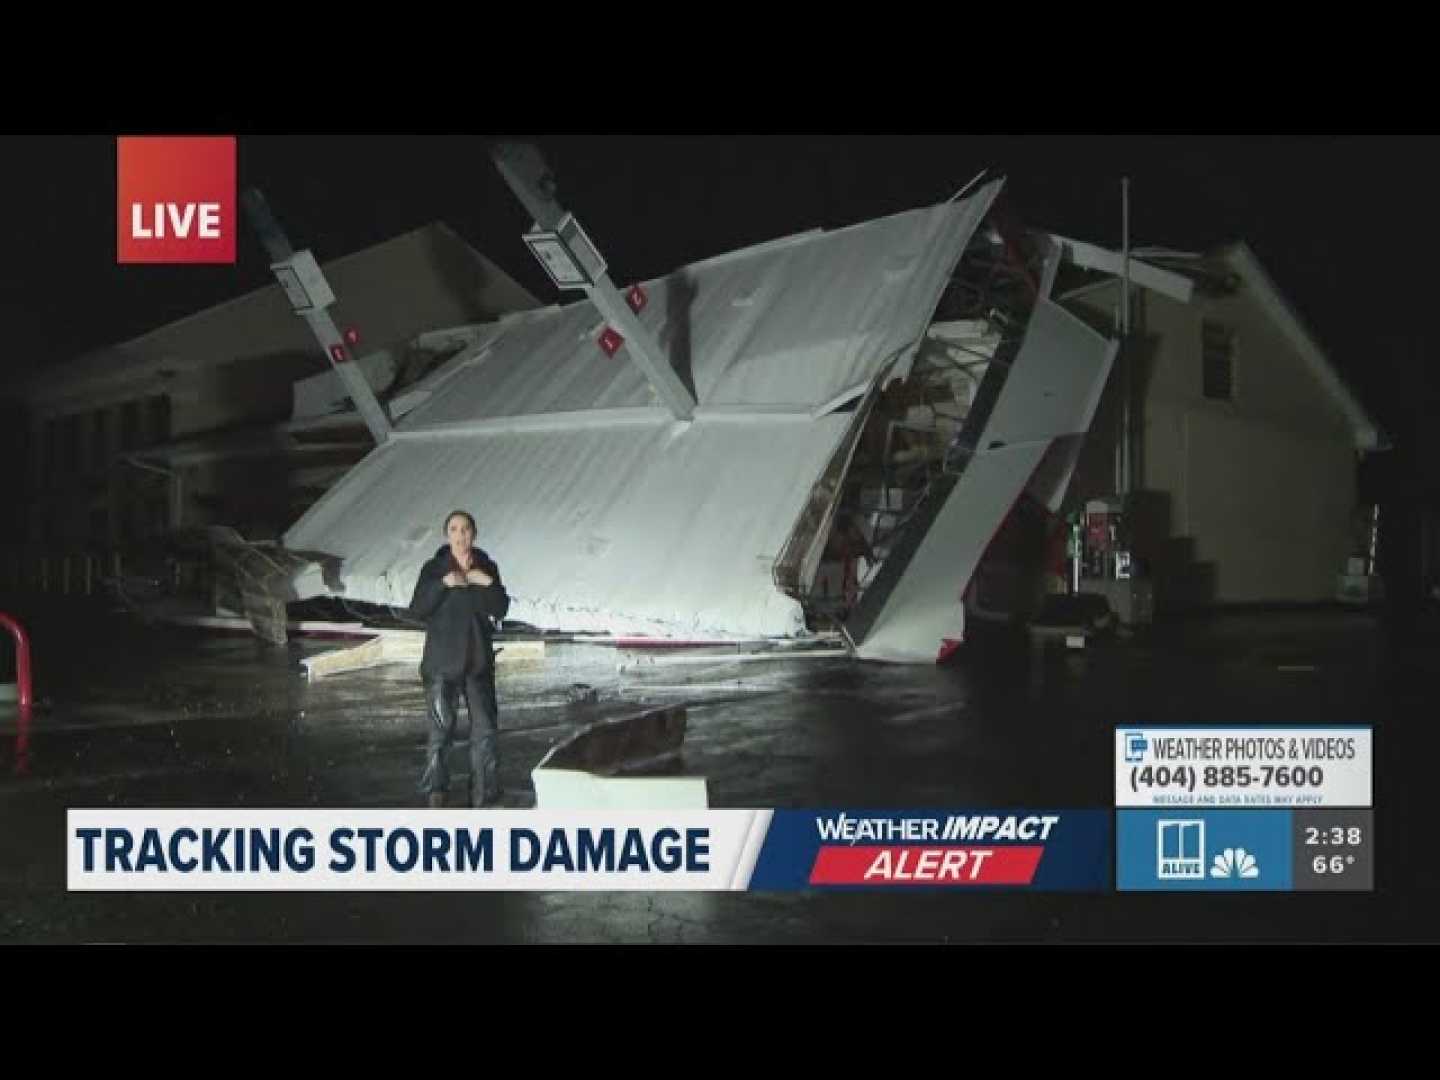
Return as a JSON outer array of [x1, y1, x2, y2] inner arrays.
[[748, 809, 1111, 890]]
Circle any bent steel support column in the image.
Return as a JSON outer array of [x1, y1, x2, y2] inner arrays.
[[491, 142, 696, 420]]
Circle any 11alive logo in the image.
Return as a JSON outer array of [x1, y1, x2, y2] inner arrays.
[[116, 136, 236, 264]]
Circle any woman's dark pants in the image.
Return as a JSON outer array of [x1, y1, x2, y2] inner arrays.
[[419, 671, 499, 806]]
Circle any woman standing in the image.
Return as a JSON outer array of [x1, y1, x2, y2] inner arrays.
[[408, 510, 510, 807]]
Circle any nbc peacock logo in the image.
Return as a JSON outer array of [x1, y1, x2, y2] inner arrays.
[[1210, 847, 1260, 879]]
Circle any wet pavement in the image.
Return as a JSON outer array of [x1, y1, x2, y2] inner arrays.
[[1, 596, 1437, 943]]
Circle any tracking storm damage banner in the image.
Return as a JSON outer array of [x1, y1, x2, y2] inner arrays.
[[66, 727, 1375, 893], [67, 809, 1111, 891]]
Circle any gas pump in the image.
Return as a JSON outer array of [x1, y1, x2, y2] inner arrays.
[[1075, 496, 1153, 625], [1084, 498, 1122, 579]]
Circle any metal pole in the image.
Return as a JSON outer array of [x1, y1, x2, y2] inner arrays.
[[170, 471, 183, 530], [1368, 504, 1381, 576], [1121, 177, 1132, 496], [0, 612, 34, 709], [243, 189, 393, 446], [1070, 518, 1082, 594], [1122, 178, 1131, 332], [490, 142, 696, 421]]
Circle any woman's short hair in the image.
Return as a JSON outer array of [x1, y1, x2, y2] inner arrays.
[[444, 510, 476, 533]]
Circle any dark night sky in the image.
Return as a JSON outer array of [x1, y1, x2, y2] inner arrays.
[[3, 134, 1436, 457]]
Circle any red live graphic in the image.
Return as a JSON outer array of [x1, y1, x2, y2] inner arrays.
[[809, 846, 1044, 885], [117, 136, 236, 264]]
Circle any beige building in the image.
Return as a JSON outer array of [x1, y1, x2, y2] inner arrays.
[[1062, 242, 1384, 608]]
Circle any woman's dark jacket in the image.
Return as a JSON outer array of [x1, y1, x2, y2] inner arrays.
[[408, 545, 510, 680]]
